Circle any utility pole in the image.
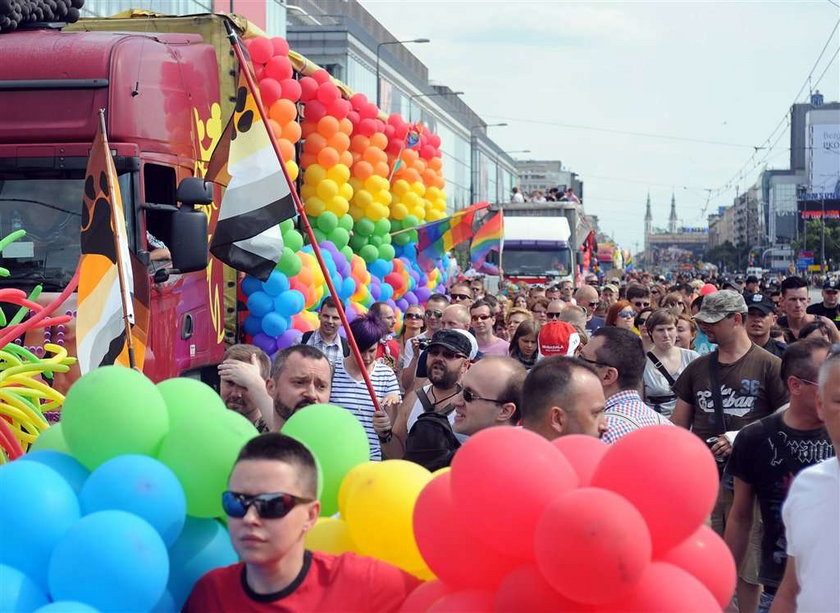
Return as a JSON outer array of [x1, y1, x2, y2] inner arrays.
[[821, 197, 826, 276]]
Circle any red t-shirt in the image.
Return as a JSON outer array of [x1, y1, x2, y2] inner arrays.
[[183, 551, 420, 613]]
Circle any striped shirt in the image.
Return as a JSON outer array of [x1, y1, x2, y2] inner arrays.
[[602, 389, 672, 445], [330, 360, 400, 460]]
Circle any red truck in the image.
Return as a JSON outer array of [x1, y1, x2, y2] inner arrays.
[[0, 14, 250, 391]]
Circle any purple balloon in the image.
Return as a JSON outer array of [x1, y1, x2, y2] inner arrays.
[[253, 332, 277, 355], [396, 298, 409, 312], [414, 287, 431, 303], [275, 328, 303, 350], [370, 284, 382, 300], [404, 291, 419, 306], [386, 298, 397, 311]]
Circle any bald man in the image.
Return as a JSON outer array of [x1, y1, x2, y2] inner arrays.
[[574, 285, 604, 332]]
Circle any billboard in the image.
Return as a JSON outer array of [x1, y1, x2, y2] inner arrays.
[[807, 121, 840, 195]]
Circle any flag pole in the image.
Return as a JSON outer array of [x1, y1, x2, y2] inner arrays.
[[389, 202, 489, 237], [226, 27, 382, 414], [98, 109, 136, 369]]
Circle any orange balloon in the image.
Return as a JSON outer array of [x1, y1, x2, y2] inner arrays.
[[429, 157, 443, 171], [369, 132, 388, 150], [317, 115, 340, 138], [297, 265, 313, 285], [422, 169, 438, 185], [435, 176, 446, 189], [339, 150, 354, 167], [404, 168, 421, 183], [278, 138, 295, 162], [281, 120, 302, 143], [317, 146, 340, 168], [269, 98, 297, 125], [353, 160, 374, 180], [338, 117, 354, 135], [304, 133, 327, 153], [350, 135, 370, 153], [401, 148, 419, 164], [413, 159, 426, 173], [373, 161, 390, 178], [362, 146, 384, 165], [299, 152, 317, 168], [266, 118, 282, 139], [300, 120, 317, 138], [328, 131, 350, 152]]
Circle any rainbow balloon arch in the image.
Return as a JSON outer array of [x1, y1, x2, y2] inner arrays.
[[239, 35, 451, 354]]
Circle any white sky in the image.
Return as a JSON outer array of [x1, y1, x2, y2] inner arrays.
[[360, 0, 840, 252]]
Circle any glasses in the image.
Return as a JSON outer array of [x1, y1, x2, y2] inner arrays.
[[462, 387, 503, 404], [425, 309, 443, 319], [428, 347, 466, 360], [450, 293, 471, 301], [547, 312, 564, 319], [405, 312, 424, 320], [633, 301, 651, 308], [471, 314, 493, 322], [618, 310, 635, 318], [796, 376, 819, 386], [222, 491, 314, 519], [579, 355, 614, 369], [587, 301, 599, 308]]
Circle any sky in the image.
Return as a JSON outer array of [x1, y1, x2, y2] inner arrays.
[[359, 0, 840, 252]]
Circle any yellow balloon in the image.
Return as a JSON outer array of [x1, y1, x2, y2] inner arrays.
[[339, 182, 354, 201], [301, 184, 316, 201], [348, 205, 365, 222], [363, 175, 382, 193], [353, 189, 373, 209], [364, 203, 383, 222], [390, 202, 408, 220], [305, 518, 357, 555], [304, 197, 327, 217], [349, 177, 363, 192], [411, 181, 426, 196], [316, 179, 339, 201], [338, 462, 381, 517], [344, 460, 432, 572], [285, 160, 299, 182], [304, 163, 327, 186], [374, 190, 392, 207], [328, 196, 350, 217], [326, 163, 351, 185], [392, 179, 410, 196]]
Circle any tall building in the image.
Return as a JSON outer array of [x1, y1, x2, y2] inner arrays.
[[514, 160, 583, 200], [667, 193, 678, 234]]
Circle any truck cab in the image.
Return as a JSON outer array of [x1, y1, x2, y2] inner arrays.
[[502, 215, 574, 284]]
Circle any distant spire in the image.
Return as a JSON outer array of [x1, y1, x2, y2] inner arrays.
[[668, 192, 678, 233], [645, 193, 652, 221]]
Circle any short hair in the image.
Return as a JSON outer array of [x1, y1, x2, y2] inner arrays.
[[321, 296, 339, 311], [450, 282, 470, 294], [479, 356, 527, 423], [555, 306, 587, 330], [470, 298, 493, 313], [270, 344, 331, 380], [661, 292, 685, 310], [506, 307, 533, 325], [626, 284, 651, 301], [369, 301, 391, 321], [528, 296, 550, 311], [427, 293, 449, 306], [223, 343, 270, 379], [817, 346, 840, 391], [591, 327, 645, 389], [235, 433, 318, 498], [520, 356, 598, 426], [780, 276, 808, 296], [349, 313, 387, 351], [482, 294, 499, 309], [645, 308, 679, 333], [781, 338, 831, 389], [798, 320, 839, 342]]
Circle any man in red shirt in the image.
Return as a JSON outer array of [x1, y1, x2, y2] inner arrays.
[[184, 433, 420, 612]]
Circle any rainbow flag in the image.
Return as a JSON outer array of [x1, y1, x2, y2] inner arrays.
[[470, 210, 504, 274], [416, 202, 488, 255]]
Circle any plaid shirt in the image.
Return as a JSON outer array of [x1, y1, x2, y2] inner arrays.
[[603, 389, 671, 445], [305, 330, 343, 365]]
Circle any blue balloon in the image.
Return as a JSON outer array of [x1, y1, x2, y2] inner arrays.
[[167, 518, 238, 610], [150, 589, 176, 613], [261, 312, 288, 337], [34, 603, 99, 613], [0, 461, 80, 591], [0, 565, 49, 612], [246, 291, 274, 318], [243, 315, 263, 337], [341, 277, 356, 300], [80, 455, 186, 547], [261, 271, 290, 297], [379, 282, 394, 302], [240, 275, 262, 297], [48, 511, 168, 612], [19, 450, 89, 495], [274, 289, 305, 317]]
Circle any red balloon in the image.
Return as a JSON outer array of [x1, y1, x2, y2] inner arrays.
[[551, 435, 608, 486], [383, 124, 396, 139], [591, 425, 718, 555], [347, 110, 361, 125], [298, 76, 318, 102], [420, 145, 436, 160], [270, 36, 290, 57], [253, 64, 265, 81], [311, 68, 331, 85], [615, 562, 720, 612], [414, 473, 523, 590], [659, 524, 736, 608], [494, 565, 589, 613], [316, 82, 341, 106], [534, 487, 651, 605], [399, 580, 452, 613], [280, 78, 302, 102], [357, 118, 377, 137], [428, 133, 442, 148], [388, 113, 403, 127], [258, 78, 283, 106], [394, 122, 409, 139], [428, 590, 493, 613], [249, 37, 273, 64], [264, 56, 293, 82], [450, 428, 578, 560], [360, 101, 379, 120], [350, 92, 369, 111], [327, 98, 351, 120], [304, 100, 327, 122]]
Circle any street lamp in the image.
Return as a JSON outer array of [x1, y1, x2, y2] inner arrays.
[[408, 90, 464, 121], [376, 38, 430, 109], [469, 123, 508, 205]]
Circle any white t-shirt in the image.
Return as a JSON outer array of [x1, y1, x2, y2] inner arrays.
[[400, 331, 427, 369], [642, 347, 699, 418], [782, 458, 840, 612], [405, 385, 468, 444]]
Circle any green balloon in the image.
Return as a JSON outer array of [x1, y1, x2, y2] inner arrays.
[[316, 212, 339, 233], [369, 235, 383, 248], [313, 228, 327, 244], [277, 247, 302, 276], [283, 230, 304, 253], [338, 214, 354, 231], [409, 229, 418, 242], [389, 219, 403, 232], [281, 403, 370, 516], [279, 219, 296, 233], [340, 246, 354, 261], [355, 218, 375, 237], [378, 244, 396, 261], [393, 232, 411, 247], [158, 409, 258, 517], [328, 227, 350, 249], [374, 218, 391, 236], [359, 244, 378, 263], [349, 233, 368, 252], [157, 378, 226, 429], [30, 423, 70, 454], [403, 215, 419, 229], [382, 233, 392, 245], [62, 366, 169, 470]]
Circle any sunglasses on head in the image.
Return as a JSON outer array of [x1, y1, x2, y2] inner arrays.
[[405, 312, 424, 320], [425, 309, 443, 318], [222, 491, 313, 519], [428, 346, 466, 360], [450, 293, 471, 301]]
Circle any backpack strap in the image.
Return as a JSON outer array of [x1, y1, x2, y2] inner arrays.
[[416, 386, 457, 416], [301, 330, 313, 345], [647, 351, 676, 387], [708, 350, 727, 435], [340, 336, 350, 357]]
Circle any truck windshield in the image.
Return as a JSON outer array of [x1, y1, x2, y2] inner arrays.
[[505, 248, 572, 276], [0, 173, 132, 291]]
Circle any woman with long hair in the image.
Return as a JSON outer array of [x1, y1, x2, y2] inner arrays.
[[642, 309, 699, 417], [509, 320, 540, 369], [605, 300, 636, 331], [397, 304, 425, 358], [330, 314, 401, 461], [513, 294, 529, 309]]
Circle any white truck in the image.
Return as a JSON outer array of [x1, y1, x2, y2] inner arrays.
[[497, 204, 577, 285]]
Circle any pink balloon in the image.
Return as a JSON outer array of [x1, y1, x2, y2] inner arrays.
[[327, 97, 351, 120], [248, 37, 273, 64], [420, 145, 436, 160], [258, 78, 283, 106], [264, 55, 293, 82], [347, 110, 361, 125], [494, 565, 589, 613], [360, 101, 379, 120], [350, 92, 369, 111], [429, 590, 493, 613], [270, 36, 290, 57], [399, 580, 452, 613], [311, 68, 331, 84], [613, 562, 720, 612], [551, 435, 608, 486], [428, 133, 442, 148], [357, 118, 377, 137], [280, 78, 302, 102], [304, 100, 326, 122], [298, 76, 318, 102], [316, 82, 341, 106]]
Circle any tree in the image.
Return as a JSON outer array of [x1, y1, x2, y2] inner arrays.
[[704, 241, 738, 272], [791, 220, 840, 269]]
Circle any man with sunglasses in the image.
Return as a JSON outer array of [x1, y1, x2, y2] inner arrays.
[[626, 284, 652, 314], [447, 282, 473, 306], [401, 304, 474, 392], [451, 356, 526, 437], [400, 294, 449, 376], [725, 339, 834, 613], [469, 299, 509, 356], [185, 433, 420, 612], [573, 285, 604, 332]]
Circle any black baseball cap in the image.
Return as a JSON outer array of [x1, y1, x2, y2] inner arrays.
[[428, 330, 472, 358], [823, 278, 839, 291], [746, 293, 776, 316], [746, 275, 759, 284]]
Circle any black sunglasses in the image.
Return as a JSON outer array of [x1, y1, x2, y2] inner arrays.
[[462, 387, 503, 404], [405, 312, 424, 320], [222, 491, 314, 519], [425, 309, 443, 318], [579, 355, 614, 369], [546, 312, 564, 319], [450, 293, 471, 301], [428, 346, 466, 360]]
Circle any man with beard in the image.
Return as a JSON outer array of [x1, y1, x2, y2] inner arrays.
[[386, 330, 472, 460], [266, 345, 333, 431], [218, 344, 274, 432]]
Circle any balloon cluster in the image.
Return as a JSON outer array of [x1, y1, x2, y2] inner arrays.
[[0, 367, 255, 611], [402, 427, 736, 612], [0, 0, 83, 33]]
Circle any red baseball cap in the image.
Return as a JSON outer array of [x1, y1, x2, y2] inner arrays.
[[538, 321, 581, 357]]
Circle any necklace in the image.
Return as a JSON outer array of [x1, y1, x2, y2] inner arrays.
[[430, 385, 462, 406]]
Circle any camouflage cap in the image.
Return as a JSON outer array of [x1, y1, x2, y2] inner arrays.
[[694, 289, 748, 324]]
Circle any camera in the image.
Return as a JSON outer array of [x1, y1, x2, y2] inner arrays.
[[417, 338, 431, 351]]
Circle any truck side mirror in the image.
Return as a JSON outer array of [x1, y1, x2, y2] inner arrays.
[[169, 207, 208, 273], [176, 177, 213, 206]]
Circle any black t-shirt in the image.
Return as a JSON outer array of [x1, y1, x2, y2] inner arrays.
[[806, 302, 840, 328], [727, 412, 835, 587], [760, 338, 786, 358]]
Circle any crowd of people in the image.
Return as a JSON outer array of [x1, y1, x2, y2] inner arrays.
[[207, 269, 840, 612]]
